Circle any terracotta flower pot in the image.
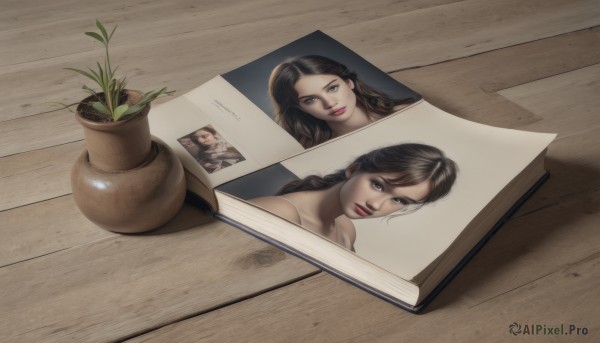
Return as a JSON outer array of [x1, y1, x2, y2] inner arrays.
[[71, 90, 186, 233]]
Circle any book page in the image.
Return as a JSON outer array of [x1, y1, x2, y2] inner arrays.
[[150, 31, 422, 190], [277, 101, 555, 279], [149, 76, 304, 188]]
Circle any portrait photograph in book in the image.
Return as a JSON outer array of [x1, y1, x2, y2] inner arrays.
[[249, 143, 458, 251], [178, 125, 245, 174], [221, 31, 421, 149], [268, 55, 417, 149]]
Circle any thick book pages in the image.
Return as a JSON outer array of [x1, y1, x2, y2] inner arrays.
[[148, 31, 555, 312]]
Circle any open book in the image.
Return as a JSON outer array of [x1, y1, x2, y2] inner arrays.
[[148, 31, 555, 313]]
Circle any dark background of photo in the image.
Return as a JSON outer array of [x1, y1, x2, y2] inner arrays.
[[216, 163, 299, 200], [221, 31, 422, 120]]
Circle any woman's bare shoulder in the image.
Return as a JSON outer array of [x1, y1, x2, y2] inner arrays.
[[335, 216, 357, 250], [248, 196, 302, 225]]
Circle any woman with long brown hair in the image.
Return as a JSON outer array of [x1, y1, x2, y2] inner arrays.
[[269, 55, 416, 149], [250, 143, 458, 250]]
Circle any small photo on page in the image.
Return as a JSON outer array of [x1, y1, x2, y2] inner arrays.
[[178, 125, 245, 174]]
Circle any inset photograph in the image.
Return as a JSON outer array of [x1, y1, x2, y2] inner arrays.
[[178, 125, 245, 174]]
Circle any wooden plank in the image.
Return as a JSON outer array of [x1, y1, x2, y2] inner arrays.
[[499, 62, 600, 215], [498, 63, 600, 138], [2, 0, 596, 123], [0, 0, 459, 121], [0, 141, 83, 212], [0, 0, 458, 67], [514, 129, 600, 216], [0, 196, 216, 267], [0, 218, 319, 342], [126, 253, 599, 342], [0, 195, 112, 267], [0, 110, 82, 157], [393, 27, 600, 129], [407, 256, 599, 342], [330, 0, 600, 72]]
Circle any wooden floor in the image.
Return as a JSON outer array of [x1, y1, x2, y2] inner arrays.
[[1, 0, 599, 341]]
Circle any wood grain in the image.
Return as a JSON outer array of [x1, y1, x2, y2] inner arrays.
[[0, 0, 461, 121], [0, 195, 113, 267], [331, 0, 600, 71], [0, 0, 460, 67], [2, 0, 596, 122], [127, 254, 599, 342], [0, 219, 318, 342], [0, 110, 82, 157], [0, 197, 218, 267], [0, 141, 82, 211], [393, 27, 600, 129], [499, 63, 600, 138]]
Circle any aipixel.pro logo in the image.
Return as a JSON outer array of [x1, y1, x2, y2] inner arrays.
[[509, 322, 589, 336]]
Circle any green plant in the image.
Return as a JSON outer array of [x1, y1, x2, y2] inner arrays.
[[66, 20, 169, 121]]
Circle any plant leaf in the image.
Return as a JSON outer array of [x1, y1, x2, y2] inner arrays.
[[122, 104, 143, 116], [96, 62, 106, 82], [108, 24, 118, 41], [84, 32, 105, 43], [96, 20, 109, 42], [81, 85, 100, 97], [139, 87, 168, 104], [70, 21, 167, 122], [86, 67, 102, 85], [112, 104, 129, 121], [94, 62, 109, 93], [65, 67, 98, 83], [91, 101, 111, 115], [116, 76, 127, 91]]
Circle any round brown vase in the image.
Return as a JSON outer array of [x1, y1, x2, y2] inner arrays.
[[71, 90, 186, 233]]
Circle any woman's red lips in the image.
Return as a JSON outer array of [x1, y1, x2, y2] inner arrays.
[[354, 204, 371, 217], [331, 107, 346, 116]]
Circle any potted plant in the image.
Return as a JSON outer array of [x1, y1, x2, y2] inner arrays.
[[69, 20, 186, 233]]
